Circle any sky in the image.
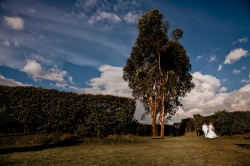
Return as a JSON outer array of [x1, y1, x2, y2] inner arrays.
[[0, 0, 250, 124]]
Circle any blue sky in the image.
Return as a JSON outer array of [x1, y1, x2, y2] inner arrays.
[[0, 0, 250, 123]]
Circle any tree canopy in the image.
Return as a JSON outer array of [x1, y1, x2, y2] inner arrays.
[[123, 9, 194, 138]]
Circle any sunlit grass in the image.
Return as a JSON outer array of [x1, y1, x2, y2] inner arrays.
[[0, 132, 249, 165]]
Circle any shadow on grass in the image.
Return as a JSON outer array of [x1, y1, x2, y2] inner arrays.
[[0, 136, 82, 155], [235, 144, 250, 149], [151, 137, 164, 139]]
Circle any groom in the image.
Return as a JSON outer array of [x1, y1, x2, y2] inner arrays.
[[202, 122, 208, 138]]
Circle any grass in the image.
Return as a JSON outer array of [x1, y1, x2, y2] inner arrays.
[[0, 132, 250, 166]]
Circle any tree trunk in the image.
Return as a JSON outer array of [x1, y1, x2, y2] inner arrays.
[[152, 116, 157, 137], [149, 95, 158, 137], [160, 94, 165, 138]]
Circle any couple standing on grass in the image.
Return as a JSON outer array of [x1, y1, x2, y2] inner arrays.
[[202, 122, 218, 138]]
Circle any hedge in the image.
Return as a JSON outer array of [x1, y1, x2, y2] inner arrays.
[[0, 85, 136, 137]]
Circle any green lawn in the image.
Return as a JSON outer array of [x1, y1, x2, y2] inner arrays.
[[0, 132, 250, 166]]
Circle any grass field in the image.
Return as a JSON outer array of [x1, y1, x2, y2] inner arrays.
[[0, 132, 250, 166]]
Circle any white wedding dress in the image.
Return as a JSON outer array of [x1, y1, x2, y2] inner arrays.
[[207, 125, 218, 138]]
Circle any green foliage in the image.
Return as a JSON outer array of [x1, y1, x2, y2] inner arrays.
[[193, 114, 204, 131], [193, 110, 250, 136], [179, 118, 194, 134], [213, 110, 233, 136], [0, 85, 136, 137]]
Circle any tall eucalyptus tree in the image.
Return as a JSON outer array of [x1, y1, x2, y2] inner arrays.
[[123, 9, 194, 138]]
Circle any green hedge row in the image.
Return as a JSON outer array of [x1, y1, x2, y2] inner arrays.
[[193, 110, 250, 136], [0, 86, 136, 137]]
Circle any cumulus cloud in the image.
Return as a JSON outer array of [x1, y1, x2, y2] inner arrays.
[[224, 48, 248, 64], [178, 72, 250, 119], [70, 65, 132, 97], [123, 12, 140, 23], [21, 59, 68, 83], [182, 73, 247, 119], [232, 70, 240, 74], [232, 37, 248, 45], [219, 87, 227, 93], [208, 55, 216, 62], [218, 64, 222, 71], [0, 74, 30, 86], [88, 11, 121, 24], [3, 16, 24, 30]]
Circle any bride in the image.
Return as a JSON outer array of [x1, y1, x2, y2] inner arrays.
[[207, 122, 218, 138]]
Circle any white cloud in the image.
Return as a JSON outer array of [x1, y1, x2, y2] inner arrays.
[[238, 37, 248, 43], [3, 16, 24, 30], [2, 40, 10, 46], [196, 55, 202, 60], [51, 82, 68, 88], [241, 79, 250, 84], [21, 59, 68, 83], [88, 11, 121, 24], [208, 55, 216, 62], [233, 37, 248, 45], [68, 76, 74, 84], [242, 66, 246, 70], [217, 64, 222, 71], [219, 87, 227, 93], [123, 12, 140, 24], [70, 65, 132, 97], [188, 108, 203, 114], [222, 79, 227, 83], [0, 74, 30, 86], [166, 72, 250, 122], [179, 72, 250, 116], [241, 74, 250, 84], [232, 70, 240, 74], [224, 48, 248, 64]]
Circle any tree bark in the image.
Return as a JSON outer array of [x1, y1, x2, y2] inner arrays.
[[160, 94, 165, 138], [152, 117, 157, 137], [149, 96, 157, 137]]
